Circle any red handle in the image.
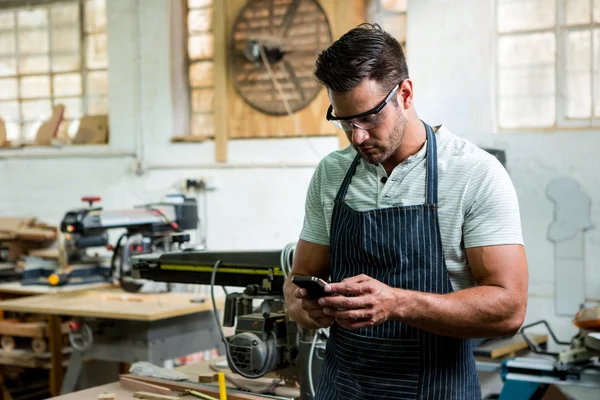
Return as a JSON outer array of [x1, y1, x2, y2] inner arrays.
[[81, 196, 101, 206]]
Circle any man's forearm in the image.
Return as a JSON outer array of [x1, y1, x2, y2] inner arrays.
[[394, 286, 526, 338]]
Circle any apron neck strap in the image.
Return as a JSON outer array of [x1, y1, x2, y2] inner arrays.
[[424, 122, 438, 205], [334, 121, 439, 205], [335, 153, 362, 202]]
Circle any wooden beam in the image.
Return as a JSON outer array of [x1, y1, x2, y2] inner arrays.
[[48, 315, 64, 396], [213, 0, 229, 162]]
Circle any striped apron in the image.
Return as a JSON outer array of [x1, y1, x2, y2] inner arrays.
[[315, 123, 481, 399]]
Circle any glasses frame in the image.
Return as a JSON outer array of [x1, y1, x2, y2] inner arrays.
[[326, 80, 405, 130]]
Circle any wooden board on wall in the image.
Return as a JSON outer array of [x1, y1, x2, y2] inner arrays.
[[224, 0, 364, 140]]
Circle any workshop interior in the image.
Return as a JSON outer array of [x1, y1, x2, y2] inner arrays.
[[0, 0, 599, 399]]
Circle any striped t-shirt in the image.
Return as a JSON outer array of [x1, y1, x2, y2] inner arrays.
[[299, 124, 523, 291]]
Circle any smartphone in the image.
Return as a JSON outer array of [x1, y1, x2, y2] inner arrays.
[[291, 275, 330, 298]]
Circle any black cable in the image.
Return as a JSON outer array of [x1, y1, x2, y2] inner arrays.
[[222, 286, 229, 296], [210, 260, 276, 379], [109, 233, 128, 279]]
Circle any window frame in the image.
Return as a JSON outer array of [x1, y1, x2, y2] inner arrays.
[[0, 0, 109, 143], [495, 0, 600, 132]]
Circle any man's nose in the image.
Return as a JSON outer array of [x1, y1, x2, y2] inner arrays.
[[349, 126, 369, 145]]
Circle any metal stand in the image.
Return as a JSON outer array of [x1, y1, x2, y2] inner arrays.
[[60, 311, 224, 394]]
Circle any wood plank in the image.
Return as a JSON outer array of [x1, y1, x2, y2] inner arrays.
[[213, 0, 229, 162], [120, 376, 173, 396], [120, 374, 269, 400], [0, 281, 112, 296], [133, 392, 180, 400], [0, 290, 215, 321], [473, 334, 548, 359], [0, 319, 70, 338]]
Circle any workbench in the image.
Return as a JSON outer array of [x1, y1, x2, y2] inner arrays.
[[0, 289, 223, 397]]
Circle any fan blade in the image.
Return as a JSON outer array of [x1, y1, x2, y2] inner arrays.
[[282, 59, 306, 101], [279, 0, 301, 38]]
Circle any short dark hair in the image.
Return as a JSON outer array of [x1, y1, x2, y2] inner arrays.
[[314, 23, 409, 95]]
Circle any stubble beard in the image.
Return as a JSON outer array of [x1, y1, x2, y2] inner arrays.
[[359, 111, 407, 166]]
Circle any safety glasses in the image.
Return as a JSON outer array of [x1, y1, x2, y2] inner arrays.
[[326, 80, 403, 132]]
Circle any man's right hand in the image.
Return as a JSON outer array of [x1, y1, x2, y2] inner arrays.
[[295, 287, 334, 328]]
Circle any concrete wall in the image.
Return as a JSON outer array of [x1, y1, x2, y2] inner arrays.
[[407, 0, 600, 342]]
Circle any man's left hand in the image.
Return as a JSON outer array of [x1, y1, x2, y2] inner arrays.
[[318, 274, 399, 330]]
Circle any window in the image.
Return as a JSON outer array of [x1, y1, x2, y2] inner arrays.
[[186, 0, 214, 138], [0, 0, 108, 143], [497, 0, 600, 130], [367, 0, 407, 50]]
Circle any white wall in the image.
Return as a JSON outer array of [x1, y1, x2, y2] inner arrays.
[[407, 0, 600, 341], [0, 0, 339, 253]]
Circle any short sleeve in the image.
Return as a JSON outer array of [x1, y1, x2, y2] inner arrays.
[[299, 161, 330, 246], [462, 156, 524, 248]]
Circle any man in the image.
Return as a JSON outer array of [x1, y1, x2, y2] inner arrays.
[[283, 24, 528, 399]]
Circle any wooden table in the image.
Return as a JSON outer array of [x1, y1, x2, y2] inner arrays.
[[0, 290, 223, 397], [47, 382, 130, 400]]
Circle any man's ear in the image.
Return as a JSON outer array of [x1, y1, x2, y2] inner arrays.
[[399, 79, 414, 109]]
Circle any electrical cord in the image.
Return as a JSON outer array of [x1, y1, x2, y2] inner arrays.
[[109, 233, 128, 279], [210, 260, 277, 379], [280, 242, 295, 279], [308, 329, 321, 397]]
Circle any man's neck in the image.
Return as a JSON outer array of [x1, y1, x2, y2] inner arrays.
[[382, 115, 427, 175]]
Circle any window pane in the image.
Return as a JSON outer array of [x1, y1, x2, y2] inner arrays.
[[189, 61, 213, 87], [0, 58, 16, 77], [594, 28, 600, 116], [567, 0, 591, 25], [50, 2, 79, 25], [52, 26, 79, 53], [0, 32, 16, 55], [498, 33, 555, 67], [188, 8, 212, 34], [595, 0, 600, 22], [85, 0, 107, 33], [54, 73, 82, 97], [5, 121, 20, 141], [0, 12, 14, 29], [85, 33, 107, 69], [87, 70, 108, 96], [0, 78, 17, 100], [59, 97, 83, 119], [191, 88, 214, 113], [191, 113, 214, 136], [20, 55, 50, 74], [18, 8, 48, 28], [499, 97, 555, 129], [499, 66, 555, 97], [188, 34, 214, 60], [87, 95, 108, 115], [497, 0, 556, 33], [22, 121, 41, 142], [0, 101, 20, 121], [18, 29, 48, 53], [52, 54, 80, 72], [381, 0, 407, 12], [188, 0, 212, 8], [379, 13, 407, 43], [21, 99, 51, 120], [20, 75, 50, 99], [566, 30, 592, 118]]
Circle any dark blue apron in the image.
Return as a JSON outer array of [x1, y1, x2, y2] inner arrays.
[[315, 123, 481, 399]]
